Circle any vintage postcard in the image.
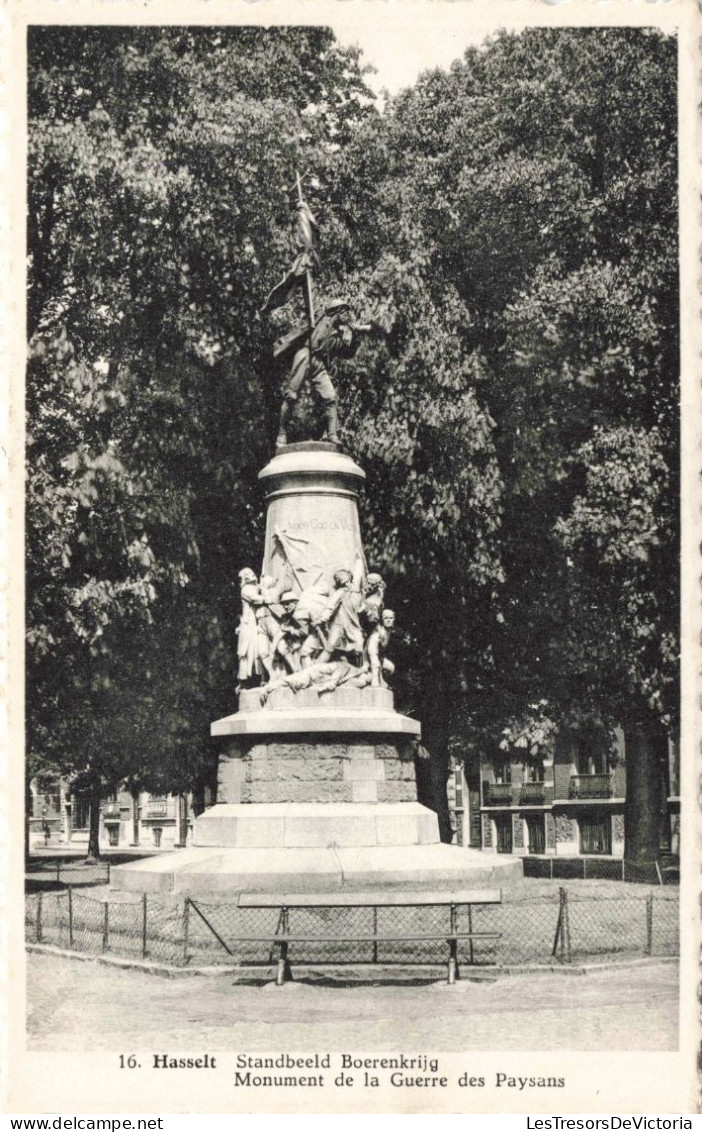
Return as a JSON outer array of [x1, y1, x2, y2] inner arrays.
[[3, 0, 699, 1116]]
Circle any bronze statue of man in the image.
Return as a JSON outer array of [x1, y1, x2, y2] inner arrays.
[[273, 299, 369, 447], [260, 173, 371, 448]]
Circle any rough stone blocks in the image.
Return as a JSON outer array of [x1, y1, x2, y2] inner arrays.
[[217, 734, 418, 806], [377, 780, 416, 803]]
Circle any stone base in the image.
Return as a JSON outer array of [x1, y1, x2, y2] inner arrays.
[[194, 802, 439, 848], [110, 840, 523, 895], [216, 735, 418, 805], [211, 705, 420, 737]]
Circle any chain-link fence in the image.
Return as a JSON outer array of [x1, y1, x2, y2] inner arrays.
[[26, 857, 111, 890], [564, 888, 679, 963], [25, 886, 679, 971], [522, 856, 679, 885]]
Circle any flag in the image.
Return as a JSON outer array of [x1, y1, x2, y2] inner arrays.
[[259, 198, 318, 315]]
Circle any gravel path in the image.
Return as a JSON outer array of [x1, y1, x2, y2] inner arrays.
[[27, 952, 678, 1052]]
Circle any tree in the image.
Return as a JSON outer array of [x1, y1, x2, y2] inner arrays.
[[377, 28, 678, 856], [27, 26, 678, 865], [26, 26, 376, 854]]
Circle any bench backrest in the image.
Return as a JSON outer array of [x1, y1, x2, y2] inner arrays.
[[238, 889, 502, 908]]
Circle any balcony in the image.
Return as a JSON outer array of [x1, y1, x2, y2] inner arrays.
[[568, 774, 613, 800], [102, 804, 121, 820], [520, 781, 546, 805], [483, 782, 513, 806], [145, 802, 169, 819]]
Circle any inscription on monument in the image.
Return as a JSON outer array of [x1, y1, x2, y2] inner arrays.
[[287, 518, 353, 532]]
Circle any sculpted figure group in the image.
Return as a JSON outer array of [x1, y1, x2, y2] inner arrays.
[[236, 556, 396, 704]]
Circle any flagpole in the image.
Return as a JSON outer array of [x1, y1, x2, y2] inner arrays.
[[296, 171, 316, 350]]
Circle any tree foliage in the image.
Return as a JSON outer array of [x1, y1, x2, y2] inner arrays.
[[26, 27, 377, 846], [26, 26, 678, 857], [378, 28, 678, 758]]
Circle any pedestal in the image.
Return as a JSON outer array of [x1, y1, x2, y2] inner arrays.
[[110, 443, 523, 895], [259, 441, 367, 594]]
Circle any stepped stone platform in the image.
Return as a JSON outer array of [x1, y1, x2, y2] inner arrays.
[[110, 806, 522, 895], [111, 734, 524, 895]]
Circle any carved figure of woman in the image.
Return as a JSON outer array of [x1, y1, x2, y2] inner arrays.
[[236, 568, 267, 684], [315, 554, 365, 662]]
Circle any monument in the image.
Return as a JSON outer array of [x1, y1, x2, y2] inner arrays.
[[112, 177, 520, 895]]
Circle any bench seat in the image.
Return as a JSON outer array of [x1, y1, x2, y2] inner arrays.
[[204, 888, 504, 984]]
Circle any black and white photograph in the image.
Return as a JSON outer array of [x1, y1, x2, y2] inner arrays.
[[5, 0, 698, 1116]]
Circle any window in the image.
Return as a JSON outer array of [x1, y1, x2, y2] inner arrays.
[[579, 815, 612, 855], [495, 815, 513, 854], [72, 795, 90, 830], [577, 738, 608, 776], [524, 759, 544, 783], [494, 762, 512, 785], [526, 815, 546, 855], [107, 824, 120, 847]]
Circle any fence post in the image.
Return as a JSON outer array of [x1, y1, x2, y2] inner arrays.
[[467, 904, 475, 965], [562, 888, 572, 963], [553, 888, 571, 963], [622, 858, 625, 882], [68, 887, 74, 948], [583, 858, 587, 881], [372, 906, 378, 964], [36, 892, 43, 943], [107, 862, 111, 886], [551, 893, 562, 960], [103, 901, 109, 952], [182, 897, 190, 965], [447, 903, 458, 984], [276, 906, 291, 986], [645, 892, 654, 956], [142, 893, 148, 958]]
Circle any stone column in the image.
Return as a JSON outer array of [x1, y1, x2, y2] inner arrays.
[[258, 442, 366, 594]]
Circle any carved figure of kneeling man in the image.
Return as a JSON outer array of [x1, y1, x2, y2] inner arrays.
[[367, 608, 396, 687]]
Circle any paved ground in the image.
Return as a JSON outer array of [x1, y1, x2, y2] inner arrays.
[[27, 952, 678, 1052]]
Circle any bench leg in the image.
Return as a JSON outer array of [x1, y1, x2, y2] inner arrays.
[[276, 941, 290, 986], [447, 940, 459, 985]]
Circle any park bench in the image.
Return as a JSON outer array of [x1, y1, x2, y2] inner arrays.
[[234, 888, 502, 985]]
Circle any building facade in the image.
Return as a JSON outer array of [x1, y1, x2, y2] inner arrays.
[[28, 779, 211, 851], [450, 729, 679, 861]]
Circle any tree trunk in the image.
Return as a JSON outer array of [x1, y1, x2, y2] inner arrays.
[[417, 693, 453, 844], [87, 780, 102, 860], [624, 721, 666, 864], [178, 793, 189, 847], [130, 788, 140, 846], [24, 770, 32, 866]]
